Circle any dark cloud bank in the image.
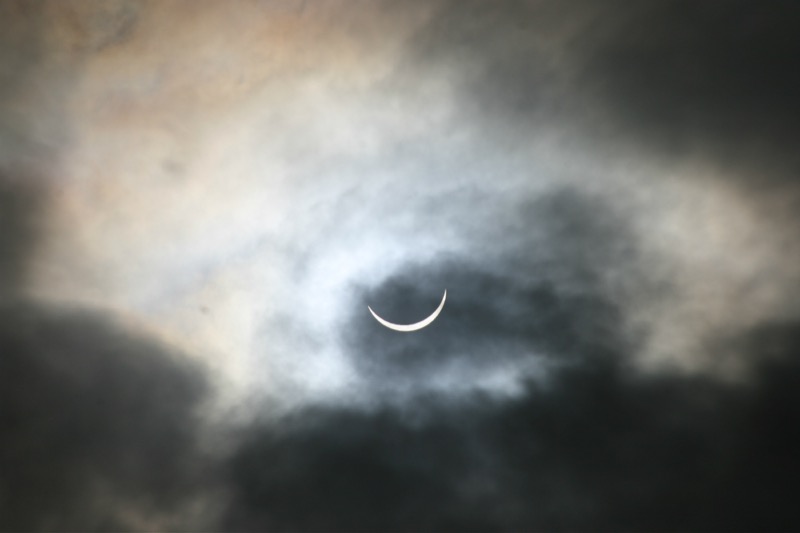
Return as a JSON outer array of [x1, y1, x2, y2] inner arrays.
[[0, 302, 212, 531], [226, 323, 800, 532], [0, 181, 211, 527], [3, 1, 800, 531], [224, 189, 800, 531], [410, 0, 800, 176]]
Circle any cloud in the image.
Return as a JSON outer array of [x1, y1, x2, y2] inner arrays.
[[0, 301, 216, 530], [0, 176, 43, 295], [404, 1, 800, 170], [571, 1, 800, 166], [341, 188, 638, 399], [224, 319, 800, 531]]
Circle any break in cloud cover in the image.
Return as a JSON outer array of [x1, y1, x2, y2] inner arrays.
[[1, 1, 799, 530]]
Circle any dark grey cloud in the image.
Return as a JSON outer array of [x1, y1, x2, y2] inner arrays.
[[0, 300, 214, 531], [0, 176, 43, 295], [405, 0, 800, 181], [572, 1, 800, 166], [409, 3, 577, 102], [225, 319, 800, 532], [343, 189, 638, 388]]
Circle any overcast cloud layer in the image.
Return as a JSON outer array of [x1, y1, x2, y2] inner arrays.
[[2, 1, 799, 530]]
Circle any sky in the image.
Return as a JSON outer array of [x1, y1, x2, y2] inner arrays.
[[1, 0, 799, 530]]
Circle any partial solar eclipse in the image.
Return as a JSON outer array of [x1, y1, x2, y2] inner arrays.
[[368, 290, 447, 332]]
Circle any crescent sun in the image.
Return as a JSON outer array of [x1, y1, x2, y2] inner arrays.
[[368, 290, 447, 332]]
